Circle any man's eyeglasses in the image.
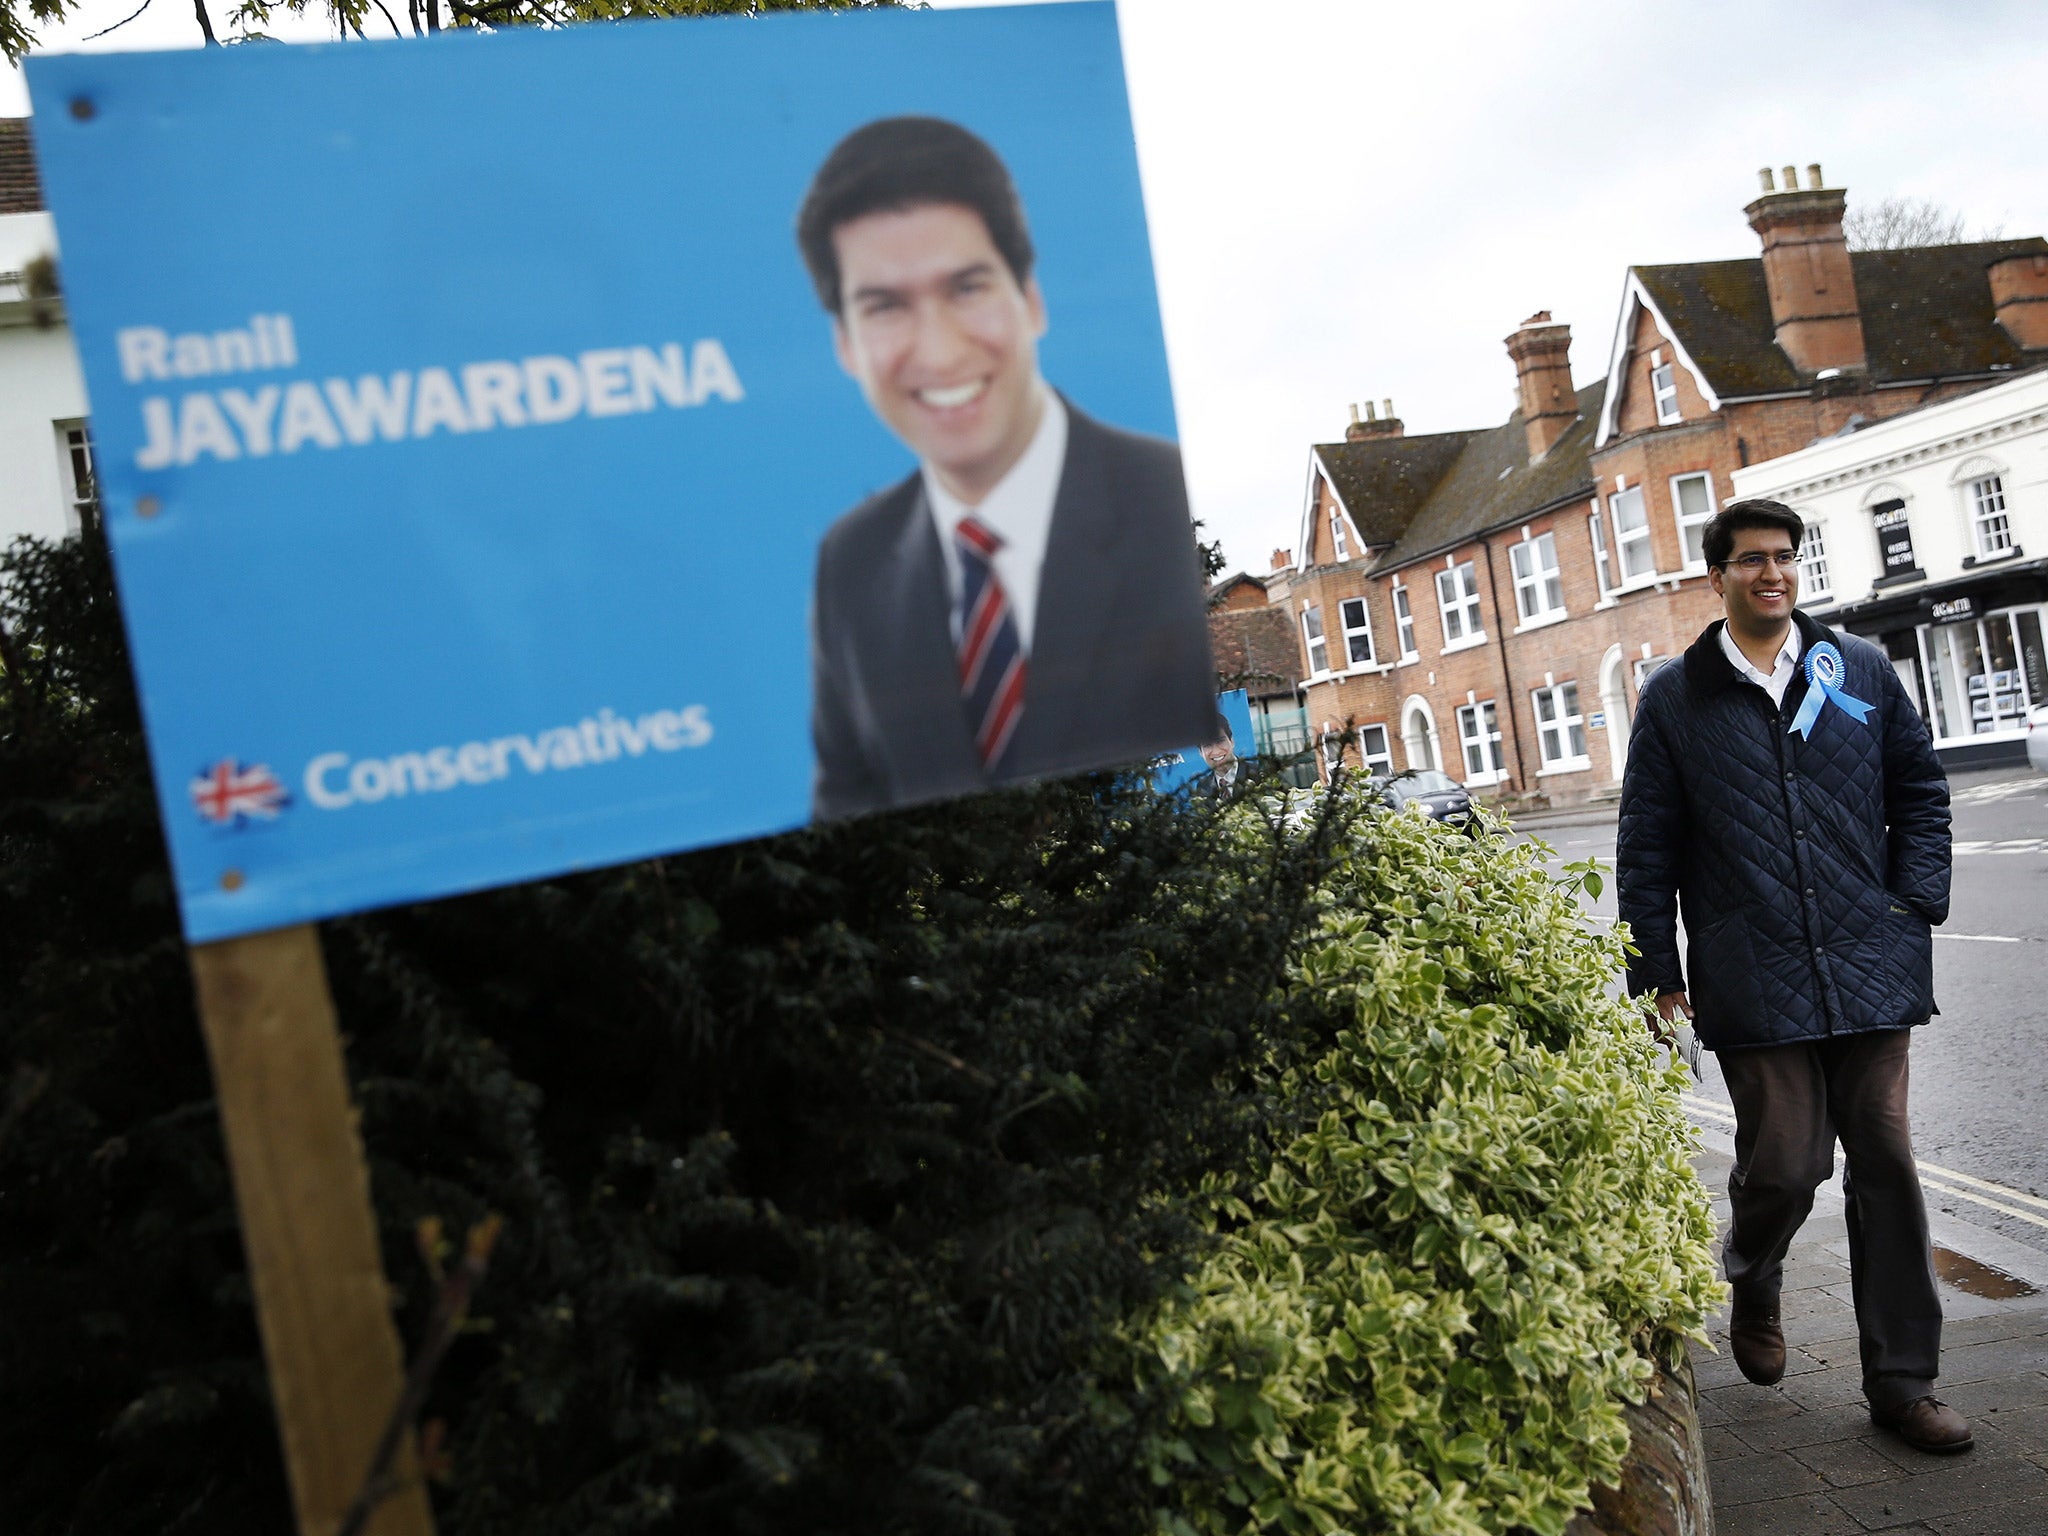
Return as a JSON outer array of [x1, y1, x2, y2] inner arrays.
[[1716, 551, 1801, 573]]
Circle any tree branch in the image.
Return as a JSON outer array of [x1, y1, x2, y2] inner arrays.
[[446, 0, 519, 22], [335, 1214, 503, 1536], [82, 0, 156, 41], [191, 0, 218, 44], [874, 1024, 998, 1089]]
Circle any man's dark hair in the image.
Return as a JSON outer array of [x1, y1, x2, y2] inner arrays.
[[796, 116, 1035, 315], [1703, 498, 1805, 569]]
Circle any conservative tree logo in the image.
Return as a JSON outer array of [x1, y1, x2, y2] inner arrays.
[[190, 759, 290, 826]]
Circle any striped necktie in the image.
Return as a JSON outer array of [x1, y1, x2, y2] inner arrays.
[[954, 515, 1026, 770]]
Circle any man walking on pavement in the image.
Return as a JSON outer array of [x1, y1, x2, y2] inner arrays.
[[1617, 498, 1967, 1453]]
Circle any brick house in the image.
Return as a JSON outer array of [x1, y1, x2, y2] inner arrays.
[[1270, 164, 2048, 808], [1207, 568, 1308, 767]]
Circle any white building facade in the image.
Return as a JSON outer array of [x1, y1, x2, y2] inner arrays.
[[2, 215, 94, 545], [2, 117, 95, 547], [1731, 367, 2048, 767]]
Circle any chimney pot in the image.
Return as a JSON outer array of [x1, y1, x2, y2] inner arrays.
[[1345, 398, 1403, 441], [1807, 162, 1823, 190], [1781, 165, 1797, 192], [1759, 167, 1776, 193], [1349, 402, 1360, 424]]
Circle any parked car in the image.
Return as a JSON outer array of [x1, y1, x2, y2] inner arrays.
[[1369, 769, 1476, 826], [2027, 703, 2048, 777]]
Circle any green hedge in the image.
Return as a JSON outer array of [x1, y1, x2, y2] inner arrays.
[[1136, 803, 1722, 1536], [0, 528, 1356, 1535]]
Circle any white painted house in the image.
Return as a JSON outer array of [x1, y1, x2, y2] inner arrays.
[[1731, 365, 2048, 767], [2, 118, 94, 547]]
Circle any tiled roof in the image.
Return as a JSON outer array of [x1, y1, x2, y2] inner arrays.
[[1324, 379, 1606, 573], [1634, 238, 2048, 398], [0, 119, 43, 215], [1209, 604, 1301, 695], [1312, 430, 1476, 548]]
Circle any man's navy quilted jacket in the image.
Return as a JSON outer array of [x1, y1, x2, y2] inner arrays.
[[1617, 609, 1951, 1052]]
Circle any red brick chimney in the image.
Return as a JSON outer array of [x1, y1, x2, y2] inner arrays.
[[1344, 399, 1404, 441], [1270, 547, 1291, 572], [1745, 162, 1866, 376], [1504, 311, 1577, 462], [1988, 252, 2048, 350]]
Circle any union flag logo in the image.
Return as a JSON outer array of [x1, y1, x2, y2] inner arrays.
[[190, 759, 289, 826]]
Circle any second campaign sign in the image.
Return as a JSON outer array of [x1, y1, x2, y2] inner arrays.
[[27, 1, 1215, 942]]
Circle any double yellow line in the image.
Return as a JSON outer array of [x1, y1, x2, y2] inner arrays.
[[1681, 1093, 2048, 1234]]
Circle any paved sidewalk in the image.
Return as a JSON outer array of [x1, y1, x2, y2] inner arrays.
[[1691, 1144, 2048, 1533]]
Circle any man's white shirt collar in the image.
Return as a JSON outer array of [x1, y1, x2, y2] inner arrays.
[[923, 387, 1066, 655], [1720, 621, 1803, 707]]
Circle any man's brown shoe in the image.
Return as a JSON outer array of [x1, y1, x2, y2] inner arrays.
[[1728, 1293, 1785, 1385], [1871, 1396, 1973, 1454]]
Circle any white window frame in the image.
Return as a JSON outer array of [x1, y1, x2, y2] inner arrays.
[[1671, 471, 1717, 572], [1589, 511, 1615, 598], [1650, 352, 1681, 424], [1392, 579, 1418, 661], [1455, 700, 1506, 787], [1509, 531, 1567, 627], [56, 420, 96, 538], [1338, 595, 1376, 668], [1609, 486, 1655, 583], [1798, 519, 1832, 602], [1968, 473, 2013, 559], [1357, 722, 1394, 776], [1329, 505, 1351, 561], [1301, 602, 1329, 676], [1532, 681, 1590, 773], [1435, 558, 1486, 651]]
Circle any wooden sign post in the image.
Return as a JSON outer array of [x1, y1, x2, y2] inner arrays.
[[189, 924, 435, 1536]]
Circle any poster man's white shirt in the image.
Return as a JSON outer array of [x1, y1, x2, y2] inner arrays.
[[923, 384, 1065, 653]]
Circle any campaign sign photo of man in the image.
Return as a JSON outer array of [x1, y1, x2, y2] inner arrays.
[[798, 117, 1216, 821]]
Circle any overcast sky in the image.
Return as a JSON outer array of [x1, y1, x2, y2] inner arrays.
[[8, 0, 2047, 572]]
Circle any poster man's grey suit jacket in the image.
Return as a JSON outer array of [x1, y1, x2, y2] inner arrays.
[[809, 402, 1216, 822]]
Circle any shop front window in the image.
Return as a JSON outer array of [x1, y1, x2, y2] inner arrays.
[[1922, 608, 2043, 739], [2017, 611, 2047, 707]]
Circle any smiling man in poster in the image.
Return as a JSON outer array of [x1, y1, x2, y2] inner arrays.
[[797, 116, 1216, 821]]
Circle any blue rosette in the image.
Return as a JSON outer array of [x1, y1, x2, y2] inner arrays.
[[1788, 640, 1875, 739]]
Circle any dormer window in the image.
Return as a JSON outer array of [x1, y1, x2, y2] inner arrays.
[[1650, 349, 1680, 425]]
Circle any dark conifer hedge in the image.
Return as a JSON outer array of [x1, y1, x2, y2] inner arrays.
[[0, 525, 1361, 1534]]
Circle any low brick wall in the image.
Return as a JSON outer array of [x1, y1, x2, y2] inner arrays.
[[1567, 1355, 1713, 1536]]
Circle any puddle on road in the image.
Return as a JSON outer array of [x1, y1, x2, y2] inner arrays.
[[1931, 1245, 2039, 1299]]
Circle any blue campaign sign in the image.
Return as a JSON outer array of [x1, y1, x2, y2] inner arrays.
[[1150, 690, 1255, 797], [26, 1, 1215, 942]]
